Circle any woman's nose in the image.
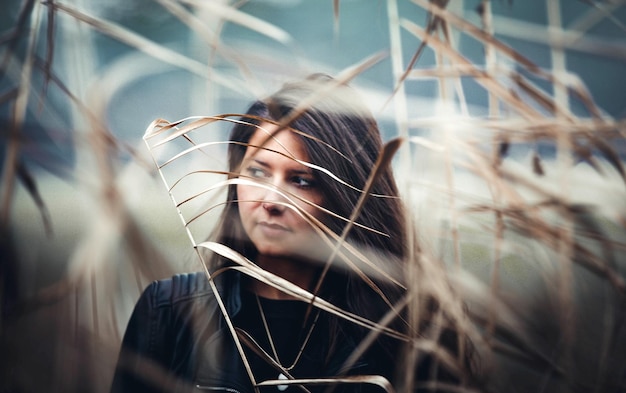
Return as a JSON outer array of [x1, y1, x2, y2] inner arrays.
[[261, 186, 287, 214]]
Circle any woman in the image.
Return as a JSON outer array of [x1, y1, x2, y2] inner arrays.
[[110, 74, 469, 393]]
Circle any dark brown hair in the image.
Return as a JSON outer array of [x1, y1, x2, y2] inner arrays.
[[207, 73, 408, 379]]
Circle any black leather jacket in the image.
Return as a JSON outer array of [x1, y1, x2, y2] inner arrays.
[[109, 272, 375, 393]]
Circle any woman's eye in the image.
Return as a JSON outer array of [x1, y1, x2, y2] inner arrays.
[[246, 167, 267, 178], [292, 176, 315, 189]]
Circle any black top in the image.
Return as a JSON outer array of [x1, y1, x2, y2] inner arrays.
[[235, 291, 323, 391], [110, 272, 377, 393]]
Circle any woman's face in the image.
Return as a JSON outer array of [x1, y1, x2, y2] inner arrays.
[[236, 123, 325, 259]]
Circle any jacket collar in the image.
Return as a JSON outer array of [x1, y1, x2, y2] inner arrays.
[[211, 268, 243, 322]]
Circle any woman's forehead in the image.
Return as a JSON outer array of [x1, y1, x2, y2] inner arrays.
[[244, 123, 310, 162]]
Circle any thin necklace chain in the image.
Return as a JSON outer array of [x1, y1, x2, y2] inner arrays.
[[256, 295, 321, 371]]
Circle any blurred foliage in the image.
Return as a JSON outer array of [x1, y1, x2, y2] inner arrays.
[[1, 0, 625, 392]]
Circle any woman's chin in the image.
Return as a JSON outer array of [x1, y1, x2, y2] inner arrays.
[[254, 247, 325, 267]]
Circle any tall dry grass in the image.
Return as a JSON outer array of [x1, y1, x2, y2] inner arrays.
[[1, 1, 625, 392]]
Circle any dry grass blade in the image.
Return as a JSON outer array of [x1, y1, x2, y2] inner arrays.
[[16, 161, 53, 237], [143, 118, 182, 140], [580, 0, 626, 33], [412, 0, 545, 78], [146, 118, 394, 201], [532, 151, 545, 176], [156, 0, 230, 63], [413, 0, 619, 115], [152, 0, 220, 47], [151, 116, 246, 147], [233, 187, 403, 293], [172, 178, 234, 208], [454, 139, 529, 209], [456, 274, 568, 379], [459, 143, 624, 289], [334, 137, 404, 243], [496, 163, 618, 221], [144, 115, 408, 296], [39, 0, 56, 108], [409, 136, 447, 152], [571, 141, 606, 177], [505, 72, 623, 180], [509, 73, 575, 121], [400, 18, 543, 120], [408, 116, 625, 139], [407, 64, 484, 79], [281, 199, 408, 290], [44, 1, 244, 93], [29, 57, 149, 171], [274, 51, 388, 132], [561, 73, 605, 119], [202, 267, 259, 390], [0, 0, 36, 69], [157, 141, 231, 170], [312, 137, 404, 314], [182, 0, 292, 45], [178, 177, 392, 241], [199, 242, 408, 341], [466, 202, 626, 294], [257, 375, 394, 393], [145, 115, 353, 163], [339, 293, 412, 380], [1, 0, 42, 230], [583, 134, 626, 184], [235, 329, 305, 390], [333, 0, 340, 33], [383, 20, 437, 111], [152, 0, 277, 93], [238, 142, 382, 197], [146, 116, 258, 148]]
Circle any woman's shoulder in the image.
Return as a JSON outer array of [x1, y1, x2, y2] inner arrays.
[[143, 271, 215, 309]]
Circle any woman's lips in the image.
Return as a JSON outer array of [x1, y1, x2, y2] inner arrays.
[[258, 221, 290, 237]]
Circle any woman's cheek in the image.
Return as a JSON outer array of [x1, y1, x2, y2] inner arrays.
[[237, 184, 256, 205]]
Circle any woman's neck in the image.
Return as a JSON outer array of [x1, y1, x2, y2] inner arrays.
[[249, 254, 318, 300]]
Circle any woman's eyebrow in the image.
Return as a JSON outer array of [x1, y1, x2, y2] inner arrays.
[[250, 158, 270, 167], [289, 168, 313, 175], [249, 158, 313, 174]]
